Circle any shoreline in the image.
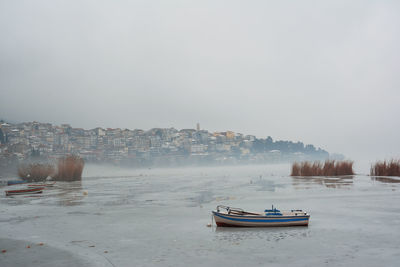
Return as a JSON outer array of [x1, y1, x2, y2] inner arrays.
[[0, 238, 111, 267]]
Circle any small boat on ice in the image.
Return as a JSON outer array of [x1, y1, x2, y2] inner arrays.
[[28, 182, 56, 187], [5, 187, 44, 196], [212, 205, 310, 227], [7, 180, 27, 186]]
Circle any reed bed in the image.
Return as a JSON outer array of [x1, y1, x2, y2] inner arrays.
[[291, 160, 354, 176], [53, 156, 84, 181], [18, 163, 55, 182], [17, 156, 84, 182], [370, 159, 400, 177], [53, 156, 85, 181]]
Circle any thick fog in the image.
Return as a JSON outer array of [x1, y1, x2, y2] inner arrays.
[[1, 0, 399, 160]]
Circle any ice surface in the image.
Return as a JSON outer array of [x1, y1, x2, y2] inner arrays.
[[1, 164, 400, 266]]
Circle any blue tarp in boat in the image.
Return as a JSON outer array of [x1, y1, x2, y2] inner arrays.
[[7, 180, 27, 186]]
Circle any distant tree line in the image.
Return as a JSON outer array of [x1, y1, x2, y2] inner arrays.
[[249, 136, 328, 156], [0, 128, 4, 144]]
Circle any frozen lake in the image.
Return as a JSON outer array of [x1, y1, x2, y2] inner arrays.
[[1, 164, 400, 266]]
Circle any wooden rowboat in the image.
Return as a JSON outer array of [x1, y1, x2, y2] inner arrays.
[[7, 180, 27, 186], [212, 205, 310, 227], [5, 187, 44, 196], [28, 182, 56, 187]]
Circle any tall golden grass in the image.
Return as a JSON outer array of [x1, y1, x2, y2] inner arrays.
[[18, 156, 84, 182], [370, 159, 400, 177], [18, 163, 55, 182], [53, 156, 84, 181], [291, 160, 354, 176]]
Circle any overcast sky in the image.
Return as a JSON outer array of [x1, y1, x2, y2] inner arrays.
[[1, 0, 399, 161]]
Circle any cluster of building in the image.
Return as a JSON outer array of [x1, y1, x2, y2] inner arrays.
[[0, 121, 330, 171]]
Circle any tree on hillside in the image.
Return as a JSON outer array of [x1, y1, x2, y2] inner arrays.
[[0, 128, 4, 144]]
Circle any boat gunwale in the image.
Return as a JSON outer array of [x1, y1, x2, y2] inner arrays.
[[5, 187, 45, 195], [6, 191, 43, 196], [6, 187, 44, 192], [212, 210, 310, 219]]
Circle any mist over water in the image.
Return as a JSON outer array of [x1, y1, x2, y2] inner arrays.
[[1, 164, 399, 266], [1, 1, 400, 265], [1, 1, 400, 160]]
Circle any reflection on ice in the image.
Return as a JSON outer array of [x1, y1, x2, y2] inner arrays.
[[371, 176, 400, 184], [292, 176, 354, 189], [186, 190, 214, 207], [249, 178, 286, 191], [53, 181, 85, 206], [213, 227, 310, 243]]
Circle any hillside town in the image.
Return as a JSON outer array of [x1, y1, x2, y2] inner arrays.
[[0, 121, 331, 173]]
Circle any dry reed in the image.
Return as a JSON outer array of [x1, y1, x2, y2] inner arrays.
[[17, 156, 84, 182], [291, 160, 354, 176], [370, 159, 400, 177], [53, 155, 84, 181], [18, 163, 55, 182]]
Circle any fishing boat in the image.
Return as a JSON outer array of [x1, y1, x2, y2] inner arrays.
[[5, 187, 44, 196], [212, 205, 310, 227], [28, 182, 56, 187], [7, 180, 27, 186]]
